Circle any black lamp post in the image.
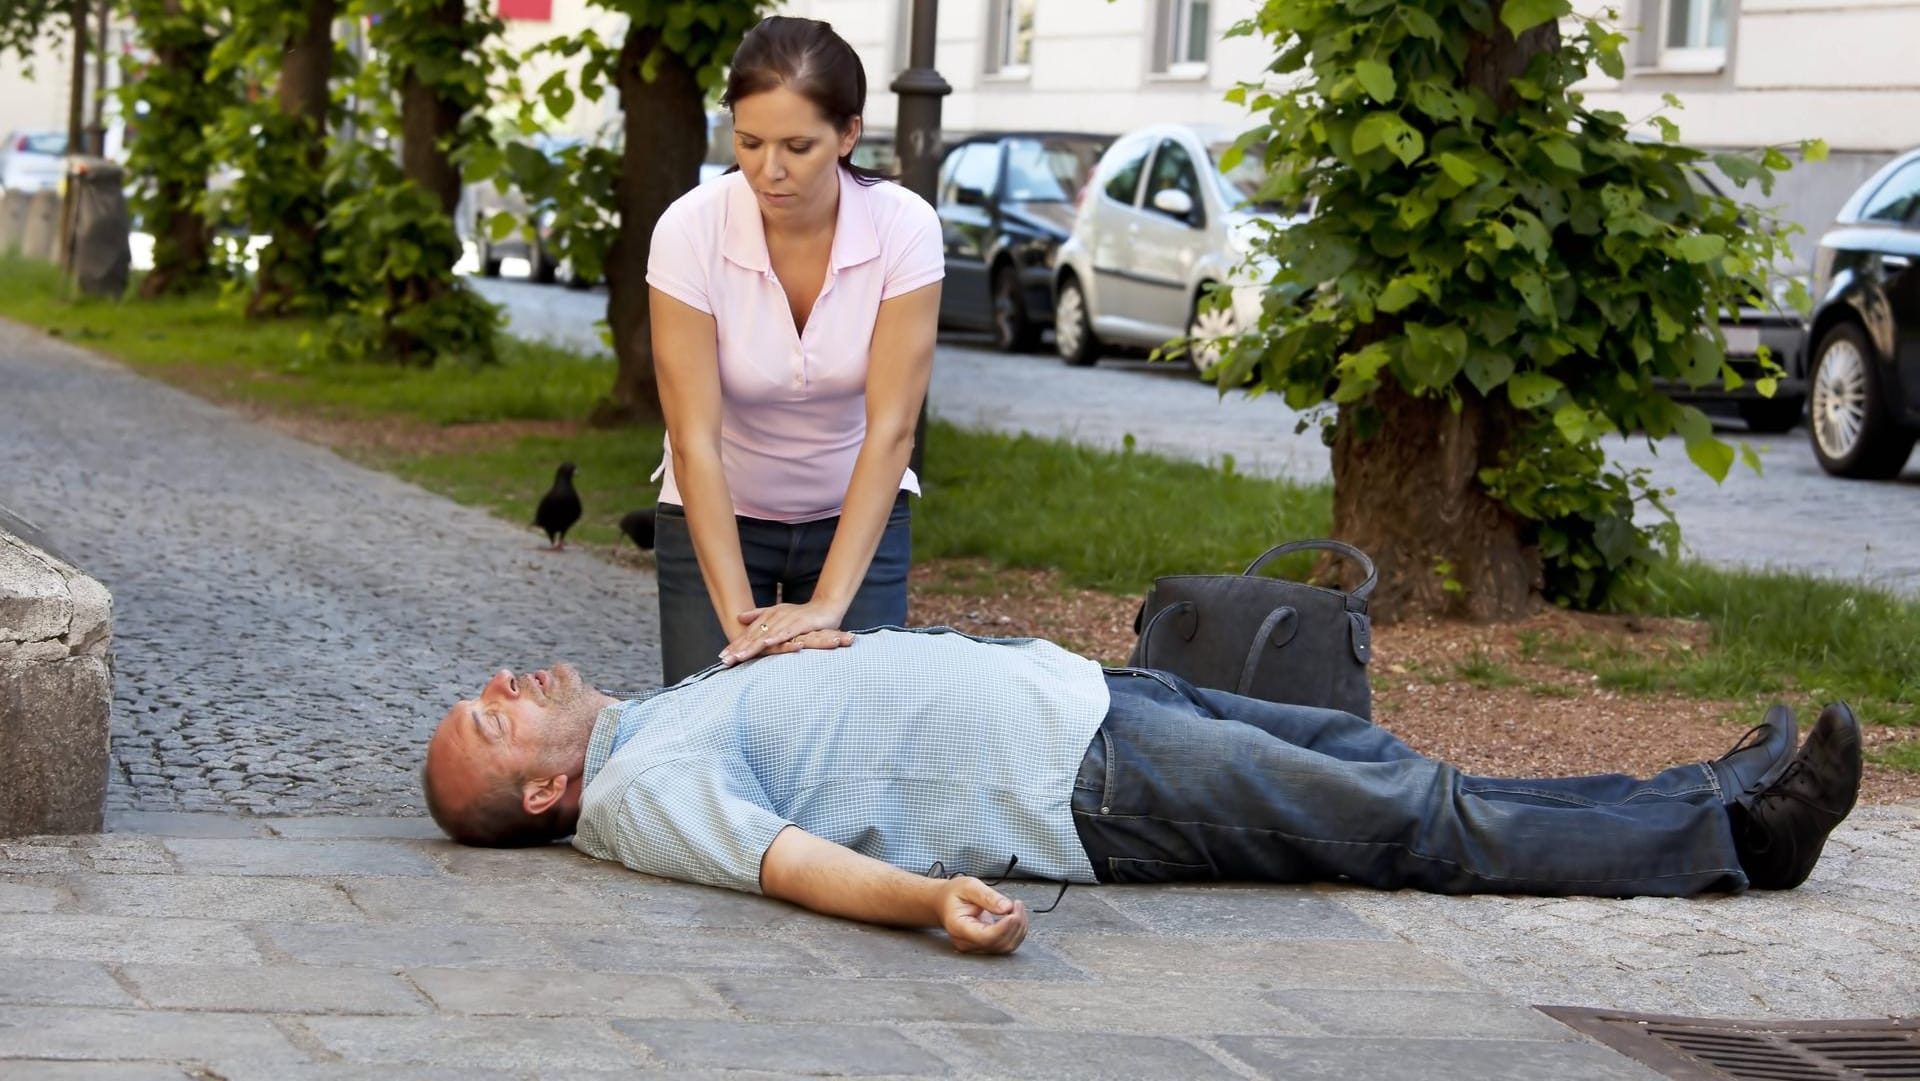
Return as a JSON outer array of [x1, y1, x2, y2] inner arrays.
[[890, 0, 948, 478]]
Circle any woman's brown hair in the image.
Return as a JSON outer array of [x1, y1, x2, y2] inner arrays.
[[723, 16, 887, 186]]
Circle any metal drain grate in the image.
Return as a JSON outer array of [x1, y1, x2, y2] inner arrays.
[[1540, 1007, 1920, 1081]]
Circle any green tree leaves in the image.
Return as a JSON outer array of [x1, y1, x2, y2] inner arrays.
[[1352, 112, 1423, 165], [1354, 59, 1396, 103], [1224, 0, 1808, 608], [1500, 0, 1572, 35]]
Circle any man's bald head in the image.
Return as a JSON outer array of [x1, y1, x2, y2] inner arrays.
[[422, 663, 613, 846]]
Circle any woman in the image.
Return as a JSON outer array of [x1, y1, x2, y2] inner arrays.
[[647, 15, 943, 684]]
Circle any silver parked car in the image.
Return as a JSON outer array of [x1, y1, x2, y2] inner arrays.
[[1, 130, 68, 194], [1051, 122, 1307, 372]]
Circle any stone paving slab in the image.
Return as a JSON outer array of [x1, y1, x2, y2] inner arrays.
[[0, 816, 1700, 1080]]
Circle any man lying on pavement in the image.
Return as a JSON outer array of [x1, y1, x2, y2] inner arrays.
[[421, 627, 1861, 956]]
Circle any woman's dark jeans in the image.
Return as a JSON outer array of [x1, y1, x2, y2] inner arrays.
[[1072, 669, 1747, 897], [654, 493, 911, 685]]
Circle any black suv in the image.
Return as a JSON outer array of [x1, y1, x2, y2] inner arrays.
[[1805, 147, 1920, 478], [934, 132, 1111, 352]]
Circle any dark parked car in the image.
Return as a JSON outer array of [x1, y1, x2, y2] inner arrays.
[[1805, 147, 1920, 478], [934, 132, 1111, 352]]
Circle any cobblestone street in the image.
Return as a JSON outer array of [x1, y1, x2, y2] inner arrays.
[[1, 320, 659, 816]]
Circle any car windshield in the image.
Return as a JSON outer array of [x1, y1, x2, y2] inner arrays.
[[1002, 137, 1106, 203], [850, 136, 898, 177], [15, 132, 67, 155], [1208, 140, 1294, 214]]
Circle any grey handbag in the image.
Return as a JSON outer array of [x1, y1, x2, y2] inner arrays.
[[1127, 539, 1377, 719]]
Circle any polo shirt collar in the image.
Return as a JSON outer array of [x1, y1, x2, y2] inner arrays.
[[720, 167, 881, 274]]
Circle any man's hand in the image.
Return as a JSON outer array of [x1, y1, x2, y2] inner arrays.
[[759, 827, 1029, 957], [938, 876, 1028, 955]]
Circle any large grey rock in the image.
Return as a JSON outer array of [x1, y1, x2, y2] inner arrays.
[[16, 187, 61, 263], [1, 522, 112, 837], [0, 191, 30, 256]]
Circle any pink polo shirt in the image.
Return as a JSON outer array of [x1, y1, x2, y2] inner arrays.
[[646, 168, 944, 523]]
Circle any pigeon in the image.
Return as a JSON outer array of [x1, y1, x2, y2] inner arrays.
[[619, 508, 656, 551], [533, 462, 582, 550]]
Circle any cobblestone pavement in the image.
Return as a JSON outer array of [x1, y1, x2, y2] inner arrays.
[[476, 275, 1920, 595], [0, 320, 660, 816]]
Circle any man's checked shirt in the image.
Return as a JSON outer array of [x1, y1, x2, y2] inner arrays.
[[572, 627, 1111, 892]]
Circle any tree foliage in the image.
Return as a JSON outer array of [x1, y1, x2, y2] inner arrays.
[[0, 0, 67, 62], [119, 0, 233, 296], [316, 0, 503, 365], [1219, 0, 1820, 608], [472, 0, 772, 421], [205, 0, 343, 317]]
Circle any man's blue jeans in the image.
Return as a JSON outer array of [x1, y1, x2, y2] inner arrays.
[[1072, 669, 1748, 897], [654, 494, 912, 685]]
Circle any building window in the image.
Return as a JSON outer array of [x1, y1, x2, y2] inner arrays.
[[892, 0, 912, 74], [1152, 0, 1210, 76], [1661, 0, 1727, 72], [985, 0, 1035, 78]]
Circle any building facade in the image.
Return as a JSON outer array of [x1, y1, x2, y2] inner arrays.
[[8, 0, 1914, 243], [782, 0, 1919, 245]]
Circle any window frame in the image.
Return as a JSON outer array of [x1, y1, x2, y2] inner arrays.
[[984, 0, 1036, 80], [1659, 0, 1727, 73], [1150, 0, 1211, 78], [891, 0, 913, 75]]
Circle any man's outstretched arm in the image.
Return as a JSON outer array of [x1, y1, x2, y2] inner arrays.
[[758, 825, 1029, 955]]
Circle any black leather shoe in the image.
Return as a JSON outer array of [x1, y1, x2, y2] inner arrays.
[[1731, 703, 1862, 890], [1711, 704, 1798, 807]]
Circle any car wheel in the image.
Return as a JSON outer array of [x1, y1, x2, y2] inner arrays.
[[1736, 395, 1805, 434], [1054, 274, 1100, 367], [529, 241, 557, 285], [1186, 289, 1240, 377], [991, 264, 1038, 353], [1808, 322, 1916, 479], [558, 257, 592, 290], [477, 233, 502, 278]]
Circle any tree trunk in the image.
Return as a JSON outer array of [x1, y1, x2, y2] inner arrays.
[[399, 0, 465, 219], [248, 0, 333, 318], [1330, 382, 1538, 621], [383, 0, 465, 360], [595, 23, 707, 427], [58, 0, 87, 270], [1329, 5, 1560, 623], [137, 0, 213, 298]]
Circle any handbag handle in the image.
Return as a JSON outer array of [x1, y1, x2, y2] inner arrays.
[[1243, 539, 1377, 605], [1235, 606, 1298, 697], [1135, 600, 1197, 671]]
